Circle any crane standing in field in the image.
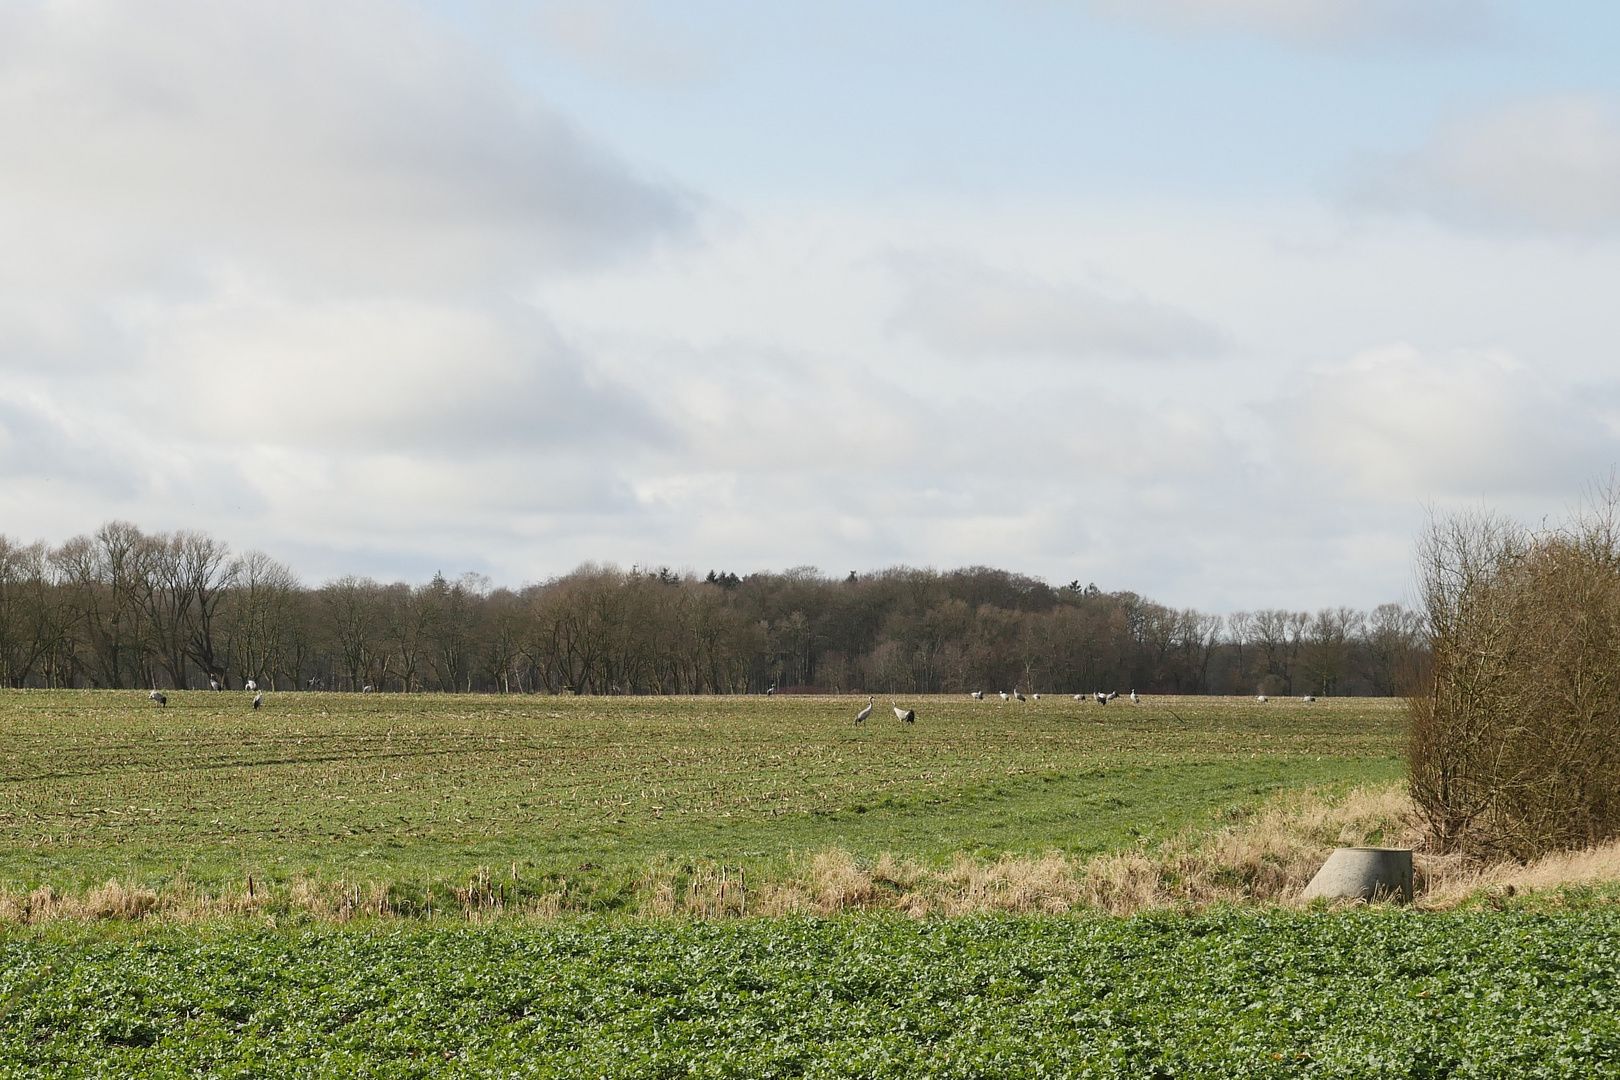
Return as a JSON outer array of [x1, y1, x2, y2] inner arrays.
[[892, 704, 915, 724], [252, 691, 263, 711], [999, 691, 1010, 701], [970, 690, 984, 700], [149, 690, 166, 706], [854, 696, 873, 725], [1013, 688, 1026, 703], [1130, 690, 1139, 704]]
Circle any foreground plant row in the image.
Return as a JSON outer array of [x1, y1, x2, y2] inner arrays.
[[2, 909, 1617, 1078]]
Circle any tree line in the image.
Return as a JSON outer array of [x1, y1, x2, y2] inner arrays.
[[0, 522, 1425, 696]]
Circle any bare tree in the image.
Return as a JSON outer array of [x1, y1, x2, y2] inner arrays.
[[1224, 611, 1254, 693], [385, 582, 431, 692], [1304, 607, 1364, 697], [1360, 602, 1425, 696], [52, 523, 153, 688], [322, 576, 386, 692], [0, 537, 60, 688], [229, 551, 301, 689]]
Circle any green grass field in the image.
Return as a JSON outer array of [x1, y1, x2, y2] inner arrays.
[[0, 690, 1405, 903]]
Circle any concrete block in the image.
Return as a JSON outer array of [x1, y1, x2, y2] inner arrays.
[[1301, 847, 1413, 903]]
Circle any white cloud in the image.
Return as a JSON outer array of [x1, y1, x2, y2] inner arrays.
[[1358, 95, 1620, 233], [1281, 344, 1620, 500], [117, 281, 666, 455], [886, 253, 1224, 360], [0, 0, 690, 296], [1074, 0, 1494, 48], [0, 0, 692, 557]]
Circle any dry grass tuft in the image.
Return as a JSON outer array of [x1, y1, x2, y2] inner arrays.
[[871, 853, 923, 890], [936, 852, 1080, 915], [1417, 838, 1620, 908], [811, 850, 878, 912]]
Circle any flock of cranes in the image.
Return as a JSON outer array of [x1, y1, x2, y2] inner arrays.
[[847, 686, 1146, 725], [850, 697, 916, 725], [842, 686, 1318, 725], [141, 681, 1322, 719], [148, 683, 265, 709]]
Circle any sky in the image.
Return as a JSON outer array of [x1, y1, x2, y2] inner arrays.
[[3, 0, 1620, 610]]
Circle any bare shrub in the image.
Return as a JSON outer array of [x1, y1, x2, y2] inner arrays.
[[1412, 491, 1620, 859]]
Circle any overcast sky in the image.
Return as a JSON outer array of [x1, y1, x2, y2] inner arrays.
[[3, 0, 1619, 609]]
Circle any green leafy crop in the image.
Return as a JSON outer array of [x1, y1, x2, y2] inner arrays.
[[3, 909, 1618, 1078]]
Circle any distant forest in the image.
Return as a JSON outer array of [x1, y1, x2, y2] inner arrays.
[[0, 522, 1426, 697]]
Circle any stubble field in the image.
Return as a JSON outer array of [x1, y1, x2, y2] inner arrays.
[[0, 690, 1405, 902]]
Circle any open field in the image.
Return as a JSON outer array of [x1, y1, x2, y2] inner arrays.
[[12, 691, 1620, 1077], [0, 691, 1405, 908], [6, 907, 1620, 1077]]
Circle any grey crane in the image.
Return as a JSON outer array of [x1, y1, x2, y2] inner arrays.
[[999, 691, 1010, 701], [855, 696, 874, 724], [892, 704, 915, 724], [970, 690, 984, 700], [252, 691, 264, 711], [1013, 689, 1026, 703], [149, 690, 166, 706], [244, 679, 257, 692], [1130, 690, 1139, 704]]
